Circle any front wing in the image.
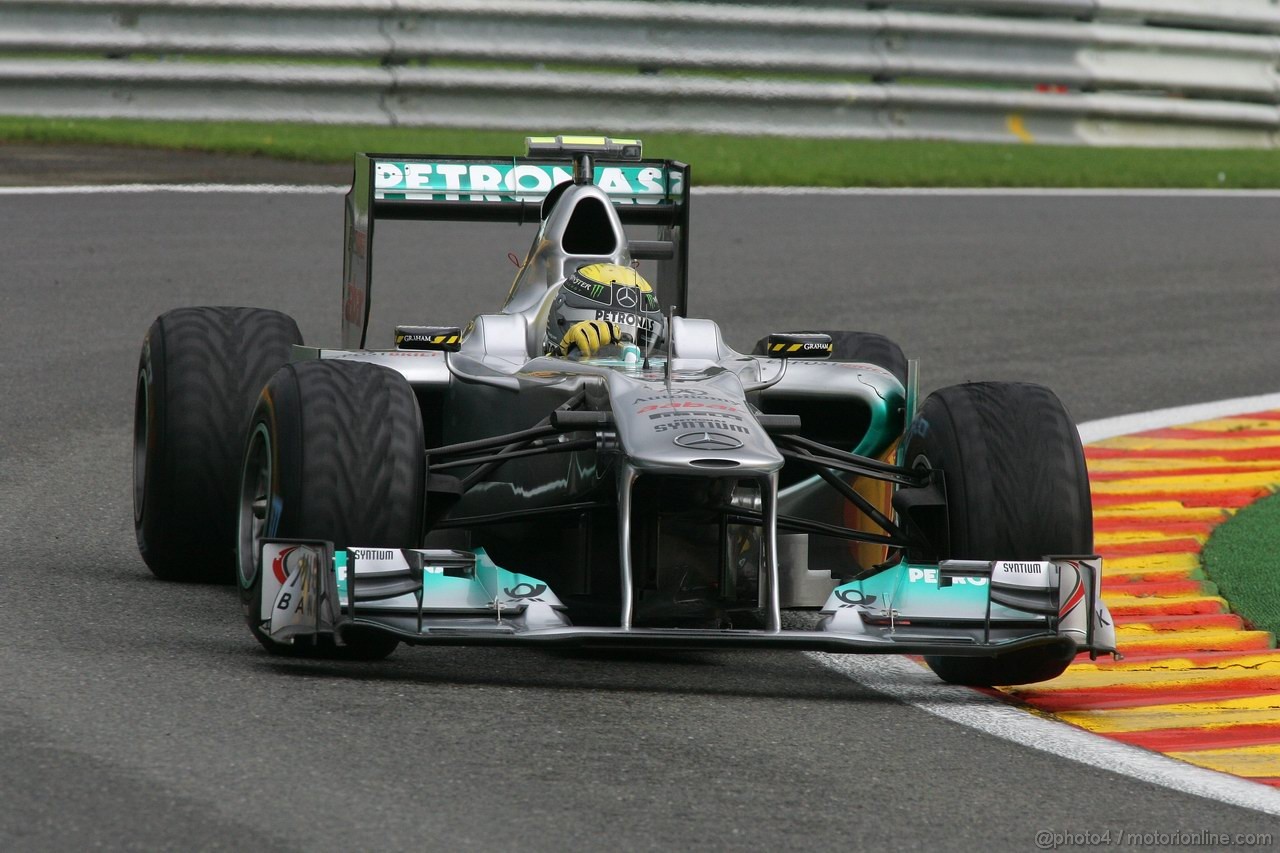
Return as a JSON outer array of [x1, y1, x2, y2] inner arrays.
[[257, 540, 1118, 660]]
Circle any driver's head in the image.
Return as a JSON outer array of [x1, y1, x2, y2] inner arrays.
[[545, 262, 665, 359]]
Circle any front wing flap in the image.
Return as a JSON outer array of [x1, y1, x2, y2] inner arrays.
[[819, 556, 1118, 659], [258, 540, 571, 647]]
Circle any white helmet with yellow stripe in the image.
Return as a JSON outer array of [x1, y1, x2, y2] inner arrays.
[[546, 263, 665, 359]]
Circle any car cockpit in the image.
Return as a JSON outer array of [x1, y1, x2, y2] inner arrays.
[[339, 135, 690, 366]]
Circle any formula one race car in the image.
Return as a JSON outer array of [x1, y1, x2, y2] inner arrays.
[[133, 136, 1116, 686]]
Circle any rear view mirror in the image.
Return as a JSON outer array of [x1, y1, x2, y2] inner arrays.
[[395, 325, 462, 352], [764, 333, 832, 359]]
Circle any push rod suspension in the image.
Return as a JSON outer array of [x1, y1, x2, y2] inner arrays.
[[430, 437, 596, 472], [775, 434, 926, 487], [780, 447, 913, 542], [723, 510, 907, 548]]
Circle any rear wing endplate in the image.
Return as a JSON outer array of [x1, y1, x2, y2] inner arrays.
[[342, 152, 691, 349]]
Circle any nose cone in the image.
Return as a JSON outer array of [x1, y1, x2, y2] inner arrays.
[[607, 371, 784, 476]]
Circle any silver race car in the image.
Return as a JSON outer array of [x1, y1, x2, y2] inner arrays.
[[133, 136, 1116, 685]]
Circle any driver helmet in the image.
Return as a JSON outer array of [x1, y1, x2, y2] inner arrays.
[[545, 262, 665, 358]]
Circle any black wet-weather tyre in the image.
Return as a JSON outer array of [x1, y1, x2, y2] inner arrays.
[[238, 360, 425, 661], [905, 382, 1092, 686], [752, 330, 907, 384], [134, 307, 302, 583]]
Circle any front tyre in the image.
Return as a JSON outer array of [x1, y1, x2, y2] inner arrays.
[[237, 360, 425, 660], [134, 307, 302, 583], [906, 382, 1092, 686]]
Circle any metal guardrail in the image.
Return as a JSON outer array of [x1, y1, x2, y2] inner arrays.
[[702, 0, 1280, 35], [2, 0, 1279, 147]]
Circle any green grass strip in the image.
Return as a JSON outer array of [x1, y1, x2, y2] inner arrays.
[[3, 117, 1280, 188], [1202, 490, 1280, 638]]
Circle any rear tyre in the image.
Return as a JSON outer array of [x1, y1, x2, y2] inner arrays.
[[134, 307, 302, 583], [752, 330, 906, 384], [906, 382, 1091, 686], [237, 360, 425, 661]]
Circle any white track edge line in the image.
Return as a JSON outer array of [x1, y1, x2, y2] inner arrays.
[[813, 654, 1280, 817], [1077, 391, 1280, 443], [696, 187, 1280, 197], [0, 183, 346, 195], [808, 392, 1280, 816], [5, 184, 1280, 198]]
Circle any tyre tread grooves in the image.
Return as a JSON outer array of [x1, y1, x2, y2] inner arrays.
[[906, 381, 1092, 686], [136, 307, 301, 582]]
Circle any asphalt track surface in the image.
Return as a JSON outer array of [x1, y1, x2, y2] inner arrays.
[[4, 180, 1280, 851]]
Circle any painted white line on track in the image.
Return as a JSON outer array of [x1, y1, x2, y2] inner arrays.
[[0, 183, 345, 195], [1078, 391, 1280, 443], [695, 186, 1280, 198], [4, 184, 1280, 199], [809, 394, 1280, 816], [813, 654, 1280, 817]]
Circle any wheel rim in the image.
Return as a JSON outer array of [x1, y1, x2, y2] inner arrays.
[[237, 423, 272, 589], [132, 371, 148, 524]]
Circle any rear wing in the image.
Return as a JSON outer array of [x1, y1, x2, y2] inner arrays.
[[342, 152, 691, 350]]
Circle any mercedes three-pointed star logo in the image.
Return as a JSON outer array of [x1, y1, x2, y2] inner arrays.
[[673, 431, 744, 451], [616, 286, 639, 309]]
